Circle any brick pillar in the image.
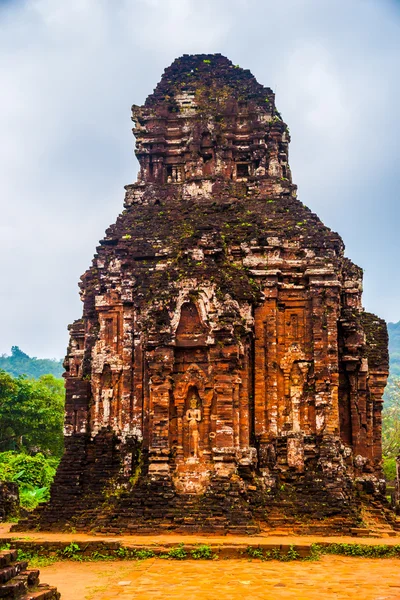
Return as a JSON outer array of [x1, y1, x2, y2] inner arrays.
[[132, 322, 145, 437], [254, 280, 278, 439], [213, 374, 236, 475], [308, 271, 341, 436], [176, 404, 184, 460], [148, 378, 172, 474], [239, 347, 251, 448], [370, 371, 388, 472]]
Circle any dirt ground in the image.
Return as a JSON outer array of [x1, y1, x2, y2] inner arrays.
[[3, 524, 400, 598], [39, 556, 400, 600]]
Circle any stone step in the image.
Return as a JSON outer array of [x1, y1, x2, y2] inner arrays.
[[0, 576, 27, 598], [21, 572, 40, 589], [20, 585, 60, 600], [350, 527, 372, 537], [0, 550, 59, 600], [370, 529, 398, 537], [0, 562, 29, 585], [260, 529, 291, 536], [0, 553, 18, 570]]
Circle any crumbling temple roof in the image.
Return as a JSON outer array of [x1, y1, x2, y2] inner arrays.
[[145, 54, 275, 108], [82, 54, 345, 318]]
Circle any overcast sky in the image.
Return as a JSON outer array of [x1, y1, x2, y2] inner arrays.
[[0, 0, 399, 359]]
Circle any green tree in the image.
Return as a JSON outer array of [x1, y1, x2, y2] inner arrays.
[[0, 370, 65, 456], [0, 452, 60, 510], [382, 377, 400, 481]]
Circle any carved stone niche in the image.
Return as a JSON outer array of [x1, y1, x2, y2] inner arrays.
[[171, 364, 215, 494], [287, 433, 305, 472], [236, 162, 250, 179], [165, 164, 184, 184], [100, 364, 114, 424], [171, 366, 214, 462], [175, 301, 208, 347], [280, 344, 311, 434], [279, 345, 312, 472]]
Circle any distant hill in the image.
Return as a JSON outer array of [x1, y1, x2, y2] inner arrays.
[[0, 346, 64, 379], [388, 321, 400, 378]]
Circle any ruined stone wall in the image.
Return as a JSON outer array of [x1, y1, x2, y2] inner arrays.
[[0, 482, 19, 522], [18, 54, 389, 534]]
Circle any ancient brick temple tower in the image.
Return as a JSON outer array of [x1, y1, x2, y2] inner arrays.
[[32, 54, 390, 533]]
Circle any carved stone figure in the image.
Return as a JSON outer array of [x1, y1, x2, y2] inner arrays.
[[186, 394, 202, 458]]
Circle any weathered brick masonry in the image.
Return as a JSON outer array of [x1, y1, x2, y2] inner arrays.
[[0, 549, 60, 599], [20, 54, 389, 533], [0, 483, 19, 522]]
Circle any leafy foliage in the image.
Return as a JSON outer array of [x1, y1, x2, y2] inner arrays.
[[382, 377, 400, 467], [388, 322, 400, 379], [0, 452, 59, 487], [131, 549, 155, 560], [0, 369, 64, 512], [320, 543, 400, 558], [0, 451, 60, 510], [16, 548, 57, 568], [160, 544, 187, 560], [245, 545, 300, 561], [383, 456, 396, 480], [61, 542, 84, 560], [381, 322, 400, 477], [191, 544, 215, 559], [0, 370, 65, 456], [19, 486, 49, 510], [0, 346, 63, 379]]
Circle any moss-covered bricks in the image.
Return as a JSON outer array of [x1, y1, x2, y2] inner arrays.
[[18, 54, 389, 534]]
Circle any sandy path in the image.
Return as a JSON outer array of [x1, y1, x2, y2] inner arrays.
[[39, 556, 400, 600]]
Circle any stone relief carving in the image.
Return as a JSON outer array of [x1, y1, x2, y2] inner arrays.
[[280, 344, 311, 433], [185, 392, 202, 459]]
